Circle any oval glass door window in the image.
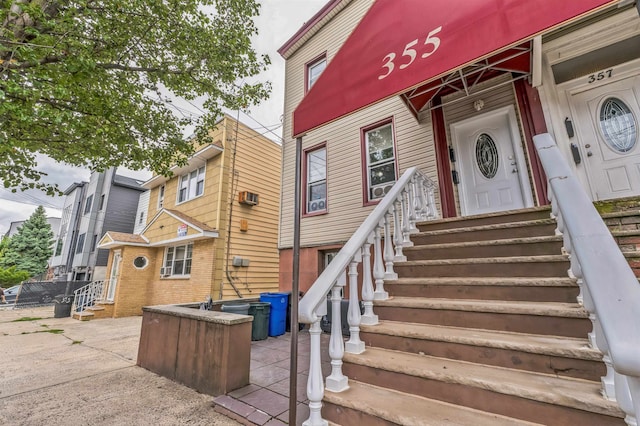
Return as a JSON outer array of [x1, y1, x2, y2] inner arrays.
[[475, 133, 499, 179], [599, 97, 637, 153]]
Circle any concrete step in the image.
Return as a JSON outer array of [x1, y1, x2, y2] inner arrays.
[[360, 321, 604, 381], [323, 380, 543, 426], [342, 347, 624, 425], [373, 297, 590, 337], [416, 207, 552, 232], [384, 277, 579, 302], [72, 311, 94, 321], [411, 219, 557, 245], [395, 255, 570, 278], [404, 235, 564, 260]]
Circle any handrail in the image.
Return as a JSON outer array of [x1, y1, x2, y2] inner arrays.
[[299, 166, 436, 323], [534, 133, 640, 422], [298, 167, 438, 426], [72, 280, 105, 313]]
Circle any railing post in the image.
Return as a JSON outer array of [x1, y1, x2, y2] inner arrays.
[[393, 198, 407, 261], [426, 181, 438, 219], [384, 210, 398, 279], [303, 318, 328, 426], [326, 271, 348, 392], [345, 254, 365, 354], [401, 189, 414, 245], [407, 181, 418, 234], [413, 175, 426, 221], [614, 372, 637, 425], [373, 222, 389, 300], [360, 233, 378, 325]]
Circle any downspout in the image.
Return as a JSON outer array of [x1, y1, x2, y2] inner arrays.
[[223, 112, 243, 298]]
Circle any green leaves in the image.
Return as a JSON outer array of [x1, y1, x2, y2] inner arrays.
[[0, 0, 271, 192], [0, 205, 53, 277]]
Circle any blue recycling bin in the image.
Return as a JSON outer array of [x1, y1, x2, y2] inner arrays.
[[259, 292, 289, 337]]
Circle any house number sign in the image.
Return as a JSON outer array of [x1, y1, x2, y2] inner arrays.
[[378, 26, 443, 80], [587, 68, 613, 84]]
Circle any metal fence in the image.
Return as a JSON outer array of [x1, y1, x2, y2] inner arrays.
[[10, 281, 91, 308]]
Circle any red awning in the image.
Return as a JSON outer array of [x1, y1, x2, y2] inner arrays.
[[292, 0, 619, 137]]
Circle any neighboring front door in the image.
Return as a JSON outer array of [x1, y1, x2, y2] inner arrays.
[[451, 106, 533, 216], [106, 251, 122, 302], [570, 75, 640, 201]]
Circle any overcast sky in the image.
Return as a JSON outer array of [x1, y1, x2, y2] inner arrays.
[[0, 0, 326, 236]]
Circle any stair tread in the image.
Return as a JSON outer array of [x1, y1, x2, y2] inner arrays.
[[401, 255, 568, 265], [325, 380, 542, 426], [416, 218, 556, 236], [344, 347, 624, 418], [361, 321, 602, 360], [375, 297, 587, 317], [387, 277, 576, 286], [406, 235, 562, 250], [417, 206, 551, 225]]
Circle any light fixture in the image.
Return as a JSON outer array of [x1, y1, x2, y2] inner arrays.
[[473, 99, 485, 111]]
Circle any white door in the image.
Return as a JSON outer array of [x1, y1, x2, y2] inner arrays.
[[451, 106, 533, 216], [106, 251, 122, 302], [570, 75, 640, 200]]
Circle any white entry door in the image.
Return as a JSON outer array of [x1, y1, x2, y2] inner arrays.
[[451, 106, 533, 216], [570, 75, 640, 201], [106, 251, 122, 302]]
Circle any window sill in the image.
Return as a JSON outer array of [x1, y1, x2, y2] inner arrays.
[[160, 275, 191, 280], [303, 210, 328, 218], [176, 193, 204, 206]]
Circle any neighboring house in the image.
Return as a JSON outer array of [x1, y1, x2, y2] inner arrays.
[[278, 0, 640, 291], [5, 216, 61, 275], [50, 169, 145, 282], [96, 115, 282, 318]]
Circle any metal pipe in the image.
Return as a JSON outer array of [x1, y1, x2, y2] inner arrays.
[[289, 136, 302, 425]]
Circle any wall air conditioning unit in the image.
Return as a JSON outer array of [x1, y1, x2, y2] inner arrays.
[[239, 191, 259, 206], [308, 198, 326, 213], [160, 267, 172, 277], [371, 183, 395, 199]]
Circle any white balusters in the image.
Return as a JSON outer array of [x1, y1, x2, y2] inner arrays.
[[373, 223, 389, 300], [304, 318, 328, 426], [393, 197, 406, 261], [614, 373, 637, 426], [326, 271, 348, 392], [407, 181, 418, 234], [383, 211, 398, 279], [401, 189, 414, 246], [413, 175, 426, 221], [345, 253, 365, 354], [360, 233, 378, 325]]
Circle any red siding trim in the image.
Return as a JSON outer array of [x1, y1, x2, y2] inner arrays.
[[431, 98, 456, 218], [514, 79, 549, 205], [278, 0, 344, 57]]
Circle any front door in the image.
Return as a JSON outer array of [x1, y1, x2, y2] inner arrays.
[[106, 251, 122, 302], [570, 75, 640, 200], [451, 106, 533, 216]]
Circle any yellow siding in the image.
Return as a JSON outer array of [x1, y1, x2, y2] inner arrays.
[[279, 0, 440, 249]]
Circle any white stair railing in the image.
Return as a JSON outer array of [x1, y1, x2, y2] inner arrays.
[[534, 133, 640, 425], [298, 167, 438, 426], [72, 280, 106, 314]]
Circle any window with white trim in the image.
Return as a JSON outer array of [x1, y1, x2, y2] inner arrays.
[[305, 146, 327, 214], [307, 56, 326, 91], [84, 195, 93, 214], [158, 185, 165, 209], [161, 243, 193, 277], [76, 233, 86, 254], [364, 121, 397, 201], [177, 166, 205, 204]]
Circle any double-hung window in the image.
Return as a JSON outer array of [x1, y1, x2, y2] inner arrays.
[[363, 120, 397, 202], [306, 54, 326, 92], [162, 243, 193, 277], [76, 233, 86, 254], [177, 166, 205, 203], [305, 145, 327, 214], [84, 195, 93, 214]]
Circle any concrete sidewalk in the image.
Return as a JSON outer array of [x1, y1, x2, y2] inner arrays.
[[0, 306, 240, 426]]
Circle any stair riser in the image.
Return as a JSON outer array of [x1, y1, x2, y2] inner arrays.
[[417, 210, 552, 232], [360, 332, 605, 381], [342, 363, 623, 426], [322, 402, 393, 426], [387, 284, 579, 302], [405, 241, 563, 260], [411, 224, 557, 245], [395, 261, 569, 278], [375, 306, 591, 338]]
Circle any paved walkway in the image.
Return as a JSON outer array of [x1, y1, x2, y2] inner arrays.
[[0, 306, 329, 426]]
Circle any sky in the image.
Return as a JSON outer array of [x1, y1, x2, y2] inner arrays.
[[0, 0, 327, 236]]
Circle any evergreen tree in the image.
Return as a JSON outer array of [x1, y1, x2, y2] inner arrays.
[[0, 206, 53, 276], [0, 235, 9, 260]]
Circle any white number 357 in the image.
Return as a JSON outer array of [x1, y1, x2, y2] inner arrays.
[[379, 26, 443, 80]]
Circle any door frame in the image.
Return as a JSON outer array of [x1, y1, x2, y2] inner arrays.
[[106, 250, 122, 302], [450, 105, 534, 216]]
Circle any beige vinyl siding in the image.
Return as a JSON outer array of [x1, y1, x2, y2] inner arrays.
[[441, 74, 529, 214], [220, 119, 282, 299]]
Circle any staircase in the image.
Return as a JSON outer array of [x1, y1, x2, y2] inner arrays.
[[321, 207, 626, 425]]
